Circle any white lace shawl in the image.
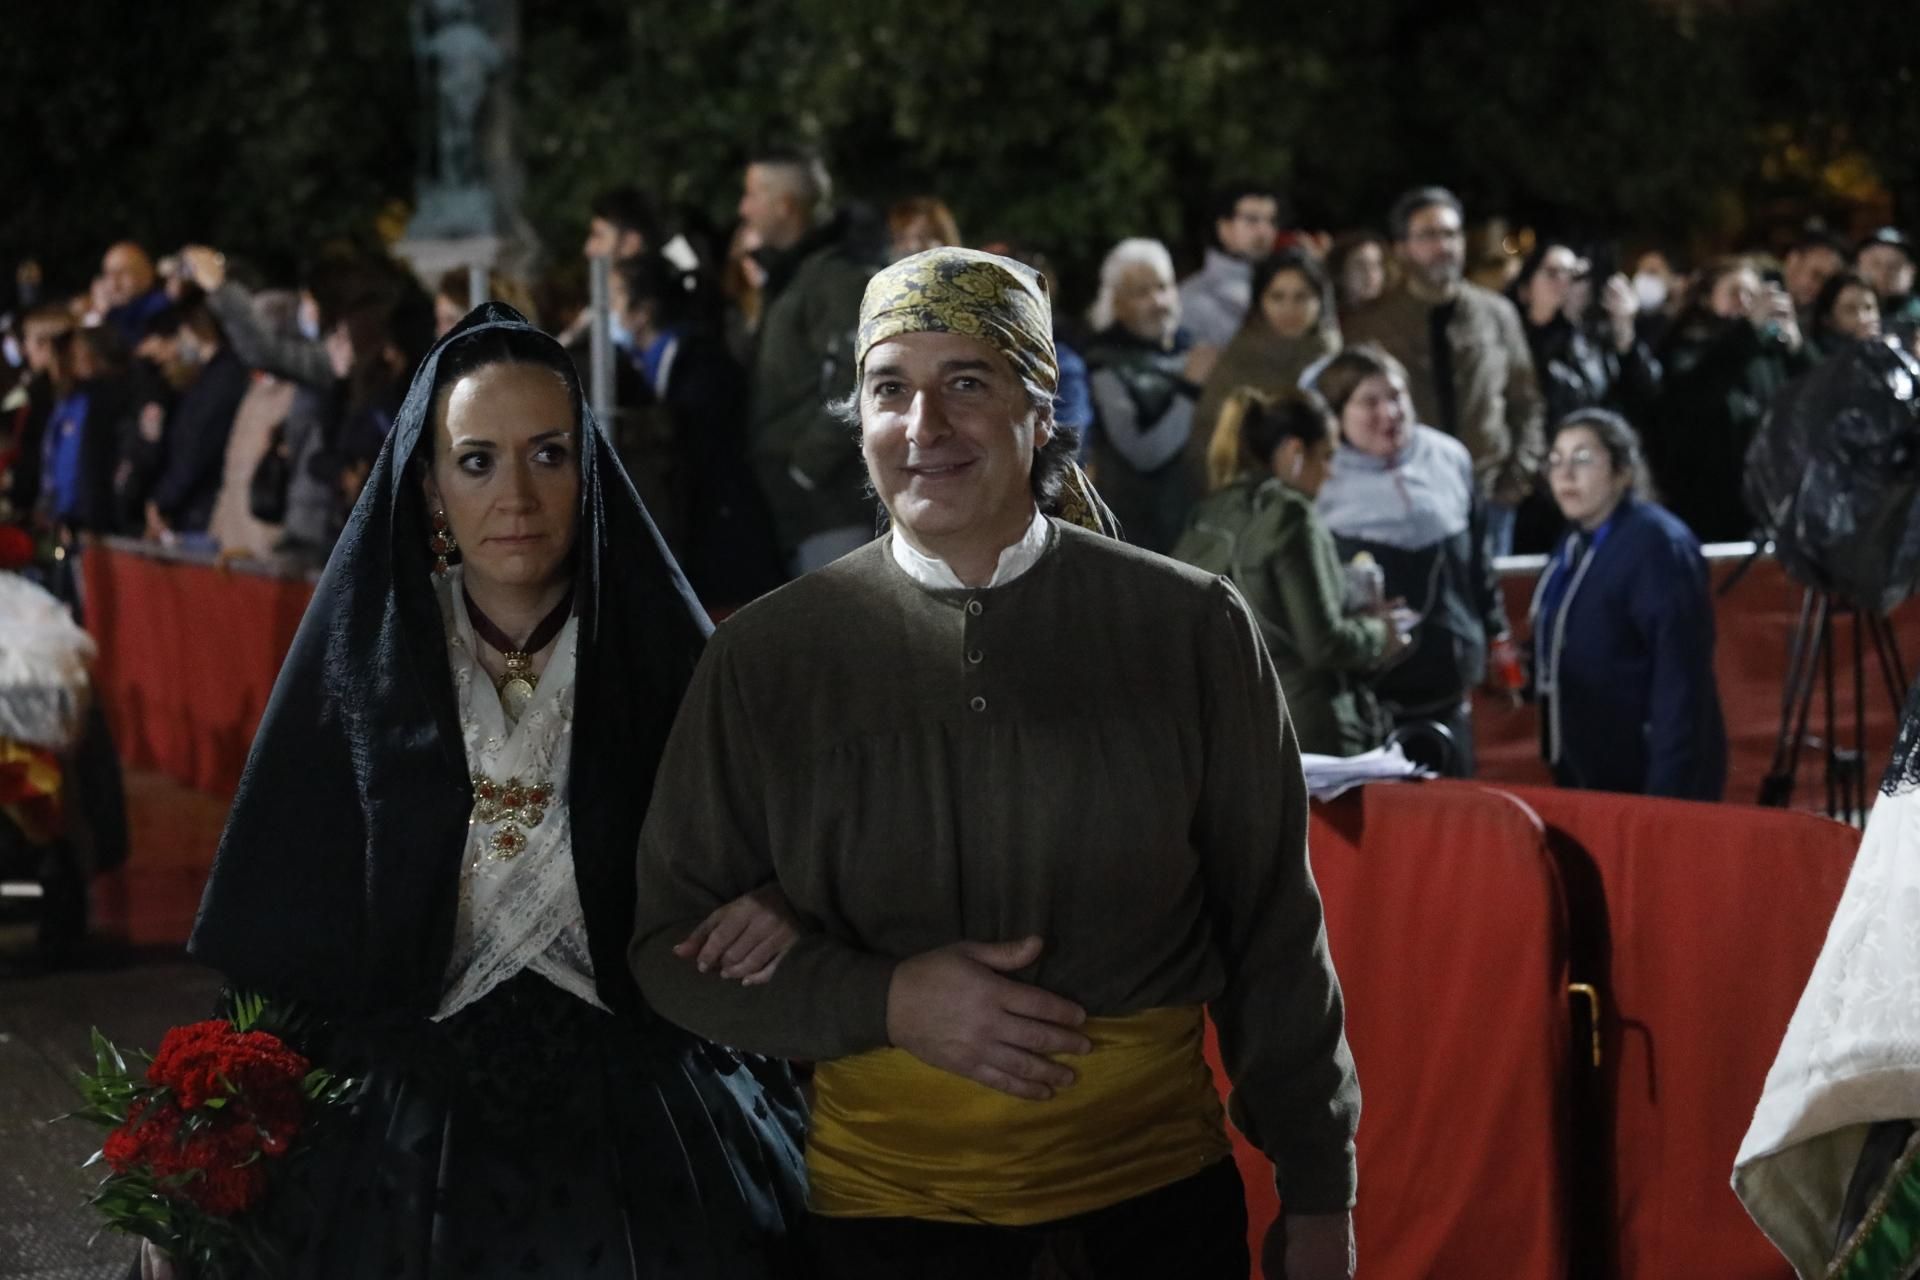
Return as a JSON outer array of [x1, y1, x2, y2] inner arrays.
[[431, 568, 603, 1020], [1733, 784, 1920, 1277], [0, 571, 95, 751]]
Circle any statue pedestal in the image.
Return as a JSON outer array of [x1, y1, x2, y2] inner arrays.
[[392, 233, 502, 292]]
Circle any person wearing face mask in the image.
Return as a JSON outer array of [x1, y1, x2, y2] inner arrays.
[[1530, 409, 1724, 799], [1312, 345, 1509, 777], [1647, 256, 1814, 542], [1174, 389, 1404, 756], [1085, 238, 1217, 551], [1188, 250, 1342, 500]]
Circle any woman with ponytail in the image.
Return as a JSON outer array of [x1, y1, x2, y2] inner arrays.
[[1173, 388, 1404, 755]]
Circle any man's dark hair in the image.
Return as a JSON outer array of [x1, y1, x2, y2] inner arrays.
[[1211, 181, 1284, 226], [614, 252, 717, 335], [1787, 229, 1849, 261], [141, 286, 219, 344], [590, 186, 663, 249], [1388, 186, 1464, 242]]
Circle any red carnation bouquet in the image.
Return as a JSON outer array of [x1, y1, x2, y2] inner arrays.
[[68, 993, 356, 1278]]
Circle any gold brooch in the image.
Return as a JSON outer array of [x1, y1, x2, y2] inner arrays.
[[470, 775, 554, 860]]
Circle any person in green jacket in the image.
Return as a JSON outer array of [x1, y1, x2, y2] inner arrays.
[[1173, 389, 1405, 755]]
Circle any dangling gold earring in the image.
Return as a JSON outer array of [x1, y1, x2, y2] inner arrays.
[[430, 509, 457, 574]]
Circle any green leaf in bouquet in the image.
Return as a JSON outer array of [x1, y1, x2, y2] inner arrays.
[[89, 1027, 129, 1080], [226, 989, 266, 1033]]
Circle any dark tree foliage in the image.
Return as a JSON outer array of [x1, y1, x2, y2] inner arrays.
[[1, 1, 412, 293], [2, 0, 1911, 307]]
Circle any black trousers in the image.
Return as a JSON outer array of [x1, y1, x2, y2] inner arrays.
[[807, 1157, 1249, 1280]]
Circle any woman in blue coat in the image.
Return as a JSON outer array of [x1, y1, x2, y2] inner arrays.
[[1530, 407, 1727, 799]]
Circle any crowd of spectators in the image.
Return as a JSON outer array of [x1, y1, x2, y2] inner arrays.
[[3, 163, 1917, 796]]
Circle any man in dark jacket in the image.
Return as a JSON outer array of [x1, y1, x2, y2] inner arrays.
[[143, 297, 249, 540], [1343, 187, 1545, 557], [100, 242, 170, 348], [738, 150, 880, 574]]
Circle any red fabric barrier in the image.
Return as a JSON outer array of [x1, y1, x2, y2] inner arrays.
[[1474, 556, 1920, 806], [81, 543, 313, 796], [1209, 780, 1574, 1278], [1503, 784, 1857, 1280]]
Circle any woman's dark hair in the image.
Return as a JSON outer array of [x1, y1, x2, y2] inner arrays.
[[1246, 249, 1336, 338], [61, 324, 129, 389], [421, 324, 583, 458], [614, 252, 714, 335], [1509, 239, 1581, 305], [1326, 229, 1389, 300], [1310, 343, 1409, 420], [1679, 255, 1753, 321], [1552, 407, 1647, 491], [1208, 388, 1334, 490], [1811, 269, 1874, 333]]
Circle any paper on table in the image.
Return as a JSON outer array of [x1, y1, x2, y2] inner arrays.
[[1299, 742, 1433, 802]]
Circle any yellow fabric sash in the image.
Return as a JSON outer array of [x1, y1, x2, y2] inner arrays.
[[807, 1005, 1230, 1225]]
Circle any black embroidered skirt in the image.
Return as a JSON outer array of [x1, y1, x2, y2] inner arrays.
[[253, 971, 811, 1279]]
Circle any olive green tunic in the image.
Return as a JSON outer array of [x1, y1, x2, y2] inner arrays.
[[628, 521, 1360, 1212], [1173, 477, 1390, 756]]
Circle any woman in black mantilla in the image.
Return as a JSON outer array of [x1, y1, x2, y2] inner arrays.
[[162, 304, 810, 1277]]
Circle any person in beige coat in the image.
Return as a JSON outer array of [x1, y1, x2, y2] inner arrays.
[[1342, 186, 1544, 556]]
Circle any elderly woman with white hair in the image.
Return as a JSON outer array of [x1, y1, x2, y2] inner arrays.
[[1085, 238, 1219, 551]]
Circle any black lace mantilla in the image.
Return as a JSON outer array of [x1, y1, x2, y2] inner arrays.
[[1884, 677, 1920, 796]]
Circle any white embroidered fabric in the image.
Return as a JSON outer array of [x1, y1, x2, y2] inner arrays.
[[0, 571, 95, 751], [1733, 784, 1920, 1277], [431, 568, 604, 1021]]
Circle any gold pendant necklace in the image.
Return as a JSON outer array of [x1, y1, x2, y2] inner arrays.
[[462, 585, 574, 720], [497, 653, 537, 720]]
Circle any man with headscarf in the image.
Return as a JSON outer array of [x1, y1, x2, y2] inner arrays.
[[630, 247, 1359, 1279]]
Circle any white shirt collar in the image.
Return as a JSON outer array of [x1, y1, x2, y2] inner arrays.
[[890, 508, 1052, 591]]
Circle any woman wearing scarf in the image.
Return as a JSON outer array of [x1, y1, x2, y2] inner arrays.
[[171, 305, 809, 1277], [1186, 249, 1342, 501]]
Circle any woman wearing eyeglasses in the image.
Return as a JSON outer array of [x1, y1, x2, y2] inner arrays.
[[1530, 408, 1726, 800]]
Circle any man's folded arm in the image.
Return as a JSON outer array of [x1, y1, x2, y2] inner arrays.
[[628, 631, 896, 1061]]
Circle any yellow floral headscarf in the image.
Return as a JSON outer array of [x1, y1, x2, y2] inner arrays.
[[855, 247, 1058, 396]]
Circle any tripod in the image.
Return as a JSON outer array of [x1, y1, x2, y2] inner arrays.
[[1758, 589, 1910, 822]]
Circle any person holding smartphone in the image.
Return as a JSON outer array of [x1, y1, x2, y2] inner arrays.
[[1646, 256, 1813, 543]]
